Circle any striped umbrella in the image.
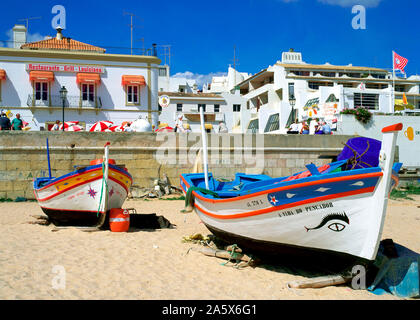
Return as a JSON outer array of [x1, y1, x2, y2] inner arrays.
[[66, 125, 84, 132], [58, 121, 79, 131], [105, 125, 125, 132], [155, 126, 174, 133], [89, 121, 113, 132]]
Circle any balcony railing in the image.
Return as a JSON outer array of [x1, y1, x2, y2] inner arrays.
[[27, 95, 102, 108]]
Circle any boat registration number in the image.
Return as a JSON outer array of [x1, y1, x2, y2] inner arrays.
[[246, 199, 264, 207]]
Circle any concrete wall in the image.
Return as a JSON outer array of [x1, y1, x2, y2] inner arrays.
[[0, 131, 356, 200]]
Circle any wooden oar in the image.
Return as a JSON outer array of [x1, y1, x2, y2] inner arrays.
[[287, 274, 351, 289]]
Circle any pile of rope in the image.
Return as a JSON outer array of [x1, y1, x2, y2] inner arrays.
[[183, 233, 258, 269]]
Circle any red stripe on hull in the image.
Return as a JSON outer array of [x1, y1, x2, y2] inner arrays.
[[194, 186, 375, 220]]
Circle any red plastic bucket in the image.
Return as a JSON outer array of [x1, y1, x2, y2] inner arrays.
[[109, 208, 130, 232]]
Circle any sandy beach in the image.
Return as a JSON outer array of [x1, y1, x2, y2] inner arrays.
[[0, 195, 418, 300]]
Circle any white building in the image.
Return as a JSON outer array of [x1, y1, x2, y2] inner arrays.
[[157, 91, 247, 133], [236, 50, 420, 134], [157, 65, 198, 93], [203, 66, 250, 94], [0, 26, 161, 130]]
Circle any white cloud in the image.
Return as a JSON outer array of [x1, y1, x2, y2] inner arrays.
[[0, 28, 47, 48], [172, 71, 227, 89], [317, 0, 382, 7]]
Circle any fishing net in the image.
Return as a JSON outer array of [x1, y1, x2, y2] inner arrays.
[[337, 137, 382, 170]]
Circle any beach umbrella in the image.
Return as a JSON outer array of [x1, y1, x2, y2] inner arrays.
[[66, 125, 83, 132], [58, 121, 79, 130], [106, 125, 126, 132], [89, 121, 113, 132], [155, 126, 174, 133]]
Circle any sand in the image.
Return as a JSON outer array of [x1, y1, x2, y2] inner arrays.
[[0, 195, 419, 300]]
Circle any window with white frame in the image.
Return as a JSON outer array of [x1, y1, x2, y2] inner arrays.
[[126, 85, 140, 104], [82, 83, 95, 102], [35, 82, 49, 101]]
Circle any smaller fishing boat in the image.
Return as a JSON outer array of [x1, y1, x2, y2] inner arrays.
[[33, 141, 132, 226], [180, 120, 404, 266]]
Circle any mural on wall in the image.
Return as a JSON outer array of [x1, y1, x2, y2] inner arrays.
[[323, 94, 339, 120], [404, 126, 414, 141], [303, 94, 339, 120], [303, 98, 320, 117]]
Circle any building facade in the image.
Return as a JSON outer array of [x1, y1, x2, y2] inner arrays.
[[157, 64, 198, 94], [236, 50, 420, 134], [0, 26, 161, 130], [158, 91, 248, 133]]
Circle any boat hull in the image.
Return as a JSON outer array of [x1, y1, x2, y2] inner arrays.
[[34, 164, 132, 226], [180, 123, 403, 265], [181, 168, 393, 262], [203, 223, 370, 269]]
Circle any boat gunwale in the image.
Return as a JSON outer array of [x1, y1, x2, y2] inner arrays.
[[192, 185, 376, 220], [34, 163, 133, 192], [180, 168, 384, 204], [34, 170, 132, 202]]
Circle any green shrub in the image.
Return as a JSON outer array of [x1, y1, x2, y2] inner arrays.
[[340, 106, 373, 124]]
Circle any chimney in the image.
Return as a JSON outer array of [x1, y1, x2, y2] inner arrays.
[[56, 27, 63, 40], [12, 24, 27, 48]]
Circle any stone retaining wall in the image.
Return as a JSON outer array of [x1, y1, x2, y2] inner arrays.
[[0, 132, 355, 200]]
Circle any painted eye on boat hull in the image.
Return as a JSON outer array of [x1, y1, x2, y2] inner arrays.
[[328, 223, 346, 232]]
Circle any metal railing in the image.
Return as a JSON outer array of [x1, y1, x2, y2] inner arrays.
[[27, 95, 102, 108]]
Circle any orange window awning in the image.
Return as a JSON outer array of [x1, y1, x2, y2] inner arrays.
[[121, 75, 146, 86], [76, 73, 101, 85], [29, 71, 54, 82], [0, 69, 6, 80]]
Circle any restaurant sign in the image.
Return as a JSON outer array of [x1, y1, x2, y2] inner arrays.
[[26, 63, 105, 74]]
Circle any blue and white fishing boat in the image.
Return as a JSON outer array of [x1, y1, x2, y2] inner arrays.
[[180, 122, 403, 264]]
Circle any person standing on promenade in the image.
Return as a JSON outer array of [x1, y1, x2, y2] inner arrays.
[[124, 123, 133, 132], [287, 119, 300, 134], [322, 121, 332, 135], [300, 121, 309, 134], [0, 112, 11, 130], [11, 113, 23, 131], [218, 121, 228, 133], [314, 124, 324, 135], [51, 120, 60, 131], [174, 114, 185, 133], [309, 118, 319, 134]]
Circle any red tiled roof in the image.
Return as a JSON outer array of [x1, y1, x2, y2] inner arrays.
[[21, 37, 106, 53]]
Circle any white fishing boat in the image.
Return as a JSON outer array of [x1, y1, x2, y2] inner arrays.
[[33, 142, 132, 226], [180, 122, 403, 264]]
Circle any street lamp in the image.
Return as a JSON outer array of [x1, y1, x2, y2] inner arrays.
[[289, 96, 296, 122], [59, 86, 67, 132]]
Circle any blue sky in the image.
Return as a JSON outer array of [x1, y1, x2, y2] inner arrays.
[[1, 0, 418, 86]]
